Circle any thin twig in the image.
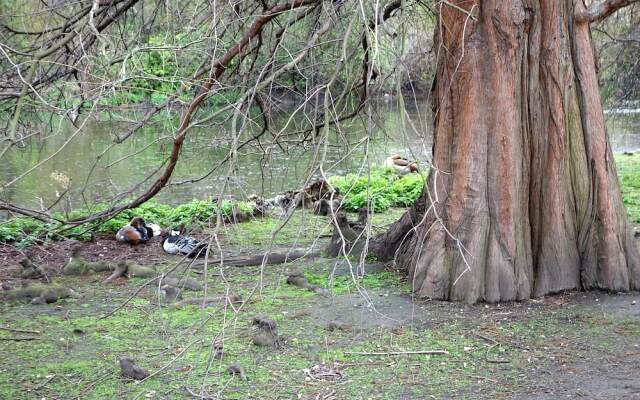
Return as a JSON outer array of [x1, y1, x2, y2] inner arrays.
[[0, 326, 41, 334], [344, 350, 449, 356]]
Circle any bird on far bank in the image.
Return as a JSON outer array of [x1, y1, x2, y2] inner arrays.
[[384, 154, 419, 175]]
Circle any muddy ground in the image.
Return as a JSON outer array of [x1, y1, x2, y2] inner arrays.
[[1, 212, 639, 399]]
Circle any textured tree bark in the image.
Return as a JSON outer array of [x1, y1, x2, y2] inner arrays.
[[373, 0, 640, 303]]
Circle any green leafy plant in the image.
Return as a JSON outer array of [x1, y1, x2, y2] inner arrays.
[[329, 168, 426, 212], [0, 199, 256, 244]]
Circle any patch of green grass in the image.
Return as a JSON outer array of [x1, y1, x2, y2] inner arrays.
[[306, 270, 404, 294], [615, 152, 640, 223], [219, 211, 331, 247]]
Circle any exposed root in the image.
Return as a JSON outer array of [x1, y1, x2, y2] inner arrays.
[[193, 250, 319, 268], [63, 247, 114, 276], [2, 283, 76, 304], [171, 294, 242, 308], [160, 276, 203, 291]]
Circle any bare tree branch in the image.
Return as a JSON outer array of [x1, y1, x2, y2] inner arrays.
[[575, 0, 640, 23]]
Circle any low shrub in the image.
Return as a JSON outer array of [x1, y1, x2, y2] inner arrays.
[[329, 168, 427, 212], [0, 199, 256, 244]]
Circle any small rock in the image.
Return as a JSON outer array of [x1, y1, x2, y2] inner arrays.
[[252, 331, 279, 348], [214, 344, 224, 360], [119, 357, 149, 381], [30, 297, 46, 305], [227, 363, 247, 381], [632, 300, 637, 305], [251, 316, 277, 334]]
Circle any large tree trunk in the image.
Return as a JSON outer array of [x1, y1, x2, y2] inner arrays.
[[374, 0, 640, 303]]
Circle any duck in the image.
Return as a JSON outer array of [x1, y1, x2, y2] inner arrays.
[[161, 230, 207, 257], [115, 217, 157, 245], [384, 154, 419, 175]]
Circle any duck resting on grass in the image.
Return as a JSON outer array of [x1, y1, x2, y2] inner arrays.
[[161, 230, 207, 257], [115, 217, 161, 245], [384, 154, 419, 175]]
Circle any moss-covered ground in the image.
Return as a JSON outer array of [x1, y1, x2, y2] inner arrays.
[[1, 261, 638, 399], [0, 152, 639, 399]]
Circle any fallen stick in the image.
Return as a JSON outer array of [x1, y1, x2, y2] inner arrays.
[[0, 337, 39, 341], [469, 375, 499, 383], [485, 358, 510, 364], [0, 326, 40, 334], [344, 350, 449, 356], [191, 250, 320, 268], [474, 331, 499, 344], [172, 296, 223, 307]]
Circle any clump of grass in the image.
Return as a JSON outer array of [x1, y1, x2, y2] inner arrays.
[[328, 168, 427, 212]]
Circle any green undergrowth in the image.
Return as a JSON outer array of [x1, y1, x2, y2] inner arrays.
[[0, 264, 490, 399], [0, 199, 255, 245], [329, 168, 427, 212]]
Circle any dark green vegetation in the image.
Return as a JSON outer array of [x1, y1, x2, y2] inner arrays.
[[0, 168, 424, 244]]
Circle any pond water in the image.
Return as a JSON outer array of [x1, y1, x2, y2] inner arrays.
[[0, 99, 638, 214]]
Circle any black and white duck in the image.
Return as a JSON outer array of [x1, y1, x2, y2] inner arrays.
[[161, 230, 207, 257]]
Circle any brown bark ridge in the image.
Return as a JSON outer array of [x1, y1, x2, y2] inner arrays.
[[373, 0, 640, 303]]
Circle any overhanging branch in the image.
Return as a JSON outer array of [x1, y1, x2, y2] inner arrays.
[[575, 0, 639, 24]]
